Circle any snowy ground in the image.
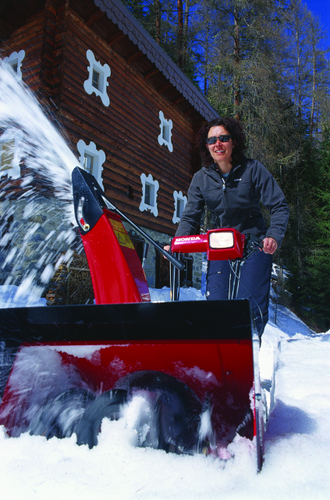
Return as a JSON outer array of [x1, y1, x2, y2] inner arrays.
[[0, 286, 329, 500]]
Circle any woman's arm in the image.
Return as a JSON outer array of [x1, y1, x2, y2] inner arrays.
[[175, 174, 206, 237]]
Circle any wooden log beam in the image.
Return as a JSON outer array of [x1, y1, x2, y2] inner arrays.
[[144, 67, 160, 80], [126, 50, 143, 64], [183, 107, 194, 116], [157, 82, 172, 94], [86, 10, 105, 27], [171, 95, 185, 105], [107, 31, 126, 46]]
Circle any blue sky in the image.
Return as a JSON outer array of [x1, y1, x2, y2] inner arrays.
[[304, 0, 330, 46]]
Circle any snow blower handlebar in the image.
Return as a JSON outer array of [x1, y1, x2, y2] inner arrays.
[[72, 167, 185, 272], [170, 229, 262, 301], [171, 228, 246, 260]]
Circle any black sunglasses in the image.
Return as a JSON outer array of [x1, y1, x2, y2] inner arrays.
[[206, 135, 232, 144]]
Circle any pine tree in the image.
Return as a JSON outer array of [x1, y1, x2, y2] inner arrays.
[[304, 127, 330, 329]]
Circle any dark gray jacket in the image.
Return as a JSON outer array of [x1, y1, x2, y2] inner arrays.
[[175, 158, 289, 247]]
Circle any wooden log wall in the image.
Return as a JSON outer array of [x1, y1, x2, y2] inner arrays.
[[0, 3, 202, 237], [0, 10, 48, 198], [38, 0, 69, 105], [58, 9, 197, 236], [0, 10, 44, 92]]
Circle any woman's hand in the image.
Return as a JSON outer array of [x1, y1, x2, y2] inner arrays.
[[162, 245, 171, 259], [262, 237, 278, 255]]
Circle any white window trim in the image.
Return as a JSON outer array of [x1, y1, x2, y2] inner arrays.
[[77, 139, 106, 189], [0, 129, 24, 180], [172, 190, 187, 224], [2, 50, 25, 81], [83, 49, 111, 107], [139, 173, 159, 217], [158, 111, 173, 152]]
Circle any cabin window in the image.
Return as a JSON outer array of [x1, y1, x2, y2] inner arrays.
[[139, 173, 159, 217], [2, 50, 25, 81], [83, 153, 94, 174], [77, 140, 106, 189], [0, 129, 23, 179], [177, 199, 184, 218], [172, 190, 187, 224], [158, 111, 173, 152], [83, 49, 111, 107], [92, 69, 100, 90]]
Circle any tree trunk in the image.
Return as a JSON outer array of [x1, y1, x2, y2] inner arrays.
[[177, 0, 183, 67], [182, 0, 189, 69], [310, 45, 316, 137], [155, 0, 161, 44], [233, 10, 240, 120]]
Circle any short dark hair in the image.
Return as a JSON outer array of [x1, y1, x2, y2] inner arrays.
[[197, 117, 246, 168]]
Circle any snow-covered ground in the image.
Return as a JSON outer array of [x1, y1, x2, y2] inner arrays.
[[0, 285, 329, 500]]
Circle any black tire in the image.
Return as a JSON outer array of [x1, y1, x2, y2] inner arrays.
[[29, 387, 96, 439], [75, 389, 127, 448]]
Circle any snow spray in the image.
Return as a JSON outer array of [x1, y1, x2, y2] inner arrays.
[[0, 62, 79, 303]]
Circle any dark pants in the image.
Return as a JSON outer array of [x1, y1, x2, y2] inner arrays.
[[206, 250, 272, 338]]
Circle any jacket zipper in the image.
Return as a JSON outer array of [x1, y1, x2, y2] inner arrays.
[[220, 176, 232, 226], [213, 164, 241, 227]]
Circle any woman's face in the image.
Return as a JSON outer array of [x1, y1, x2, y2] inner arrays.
[[206, 125, 234, 171]]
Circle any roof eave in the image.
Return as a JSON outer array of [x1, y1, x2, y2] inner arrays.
[[94, 0, 219, 122]]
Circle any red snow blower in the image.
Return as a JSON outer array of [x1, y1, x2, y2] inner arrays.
[[0, 167, 264, 471]]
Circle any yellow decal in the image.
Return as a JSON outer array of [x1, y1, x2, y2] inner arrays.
[[110, 219, 124, 233], [108, 217, 134, 249]]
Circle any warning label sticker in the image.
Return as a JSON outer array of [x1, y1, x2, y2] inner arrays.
[[108, 217, 135, 249]]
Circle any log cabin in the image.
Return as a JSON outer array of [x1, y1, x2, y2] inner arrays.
[[0, 0, 218, 294]]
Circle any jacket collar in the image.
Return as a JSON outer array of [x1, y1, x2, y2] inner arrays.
[[203, 162, 242, 181]]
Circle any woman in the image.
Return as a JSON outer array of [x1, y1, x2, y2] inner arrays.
[[174, 117, 289, 338]]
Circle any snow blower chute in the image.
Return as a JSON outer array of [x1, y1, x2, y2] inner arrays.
[[0, 167, 264, 471]]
